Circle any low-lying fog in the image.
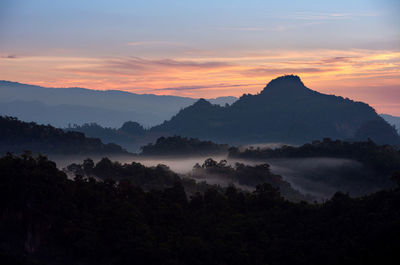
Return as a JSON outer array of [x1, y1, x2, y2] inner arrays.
[[267, 158, 364, 199], [241, 142, 296, 150], [50, 153, 365, 200]]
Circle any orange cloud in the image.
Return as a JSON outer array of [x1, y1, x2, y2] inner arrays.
[[0, 49, 399, 114]]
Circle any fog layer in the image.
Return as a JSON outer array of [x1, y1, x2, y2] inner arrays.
[[51, 154, 371, 200]]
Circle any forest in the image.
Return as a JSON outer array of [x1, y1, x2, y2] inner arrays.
[[0, 116, 127, 155], [2, 0, 400, 264], [66, 122, 146, 152], [229, 138, 400, 175], [140, 136, 229, 156], [0, 153, 399, 265], [229, 138, 400, 196], [65, 156, 312, 202]]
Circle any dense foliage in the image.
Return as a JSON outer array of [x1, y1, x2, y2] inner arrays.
[[140, 136, 229, 156], [66, 121, 146, 152], [191, 158, 314, 202], [381, 114, 400, 134], [66, 157, 189, 192], [1, 153, 399, 265], [66, 157, 310, 201], [0, 116, 127, 155], [229, 138, 400, 174], [229, 138, 400, 196], [151, 75, 400, 145], [354, 118, 400, 145]]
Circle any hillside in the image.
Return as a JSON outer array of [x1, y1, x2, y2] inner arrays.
[[0, 116, 127, 154], [1, 153, 399, 265], [0, 100, 148, 129], [229, 138, 400, 196], [66, 121, 147, 152], [140, 136, 229, 156], [0, 81, 237, 127], [381, 114, 400, 134], [151, 75, 400, 145]]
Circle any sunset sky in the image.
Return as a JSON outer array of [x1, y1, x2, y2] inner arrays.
[[0, 0, 399, 114]]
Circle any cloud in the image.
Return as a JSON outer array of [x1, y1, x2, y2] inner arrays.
[[127, 41, 185, 47], [104, 57, 232, 70], [153, 83, 253, 91], [1, 54, 18, 59], [321, 56, 356, 64], [153, 85, 209, 91], [239, 67, 336, 77], [216, 25, 311, 32], [1, 49, 399, 114], [282, 12, 380, 21], [282, 56, 357, 66], [216, 27, 266, 31], [61, 57, 234, 79]]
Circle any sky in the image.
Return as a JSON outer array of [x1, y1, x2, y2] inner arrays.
[[0, 0, 399, 115]]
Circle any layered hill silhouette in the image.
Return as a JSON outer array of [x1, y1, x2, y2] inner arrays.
[[0, 81, 237, 127], [3, 76, 399, 147], [381, 114, 400, 134], [0, 116, 127, 155], [151, 75, 400, 145], [65, 121, 147, 152]]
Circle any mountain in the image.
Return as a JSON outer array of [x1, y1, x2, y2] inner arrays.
[[151, 75, 400, 145], [65, 121, 148, 152], [0, 116, 127, 155], [381, 114, 400, 134], [0, 100, 147, 129], [0, 81, 237, 127]]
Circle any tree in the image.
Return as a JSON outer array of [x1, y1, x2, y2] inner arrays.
[[391, 171, 400, 187], [83, 158, 95, 175]]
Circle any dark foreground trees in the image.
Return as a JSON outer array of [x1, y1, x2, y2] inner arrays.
[[0, 153, 399, 265]]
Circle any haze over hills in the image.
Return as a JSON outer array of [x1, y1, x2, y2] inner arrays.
[[381, 114, 400, 134], [65, 121, 148, 152], [0, 81, 237, 127], [2, 76, 399, 148], [151, 75, 400, 146], [2, 1, 400, 264]]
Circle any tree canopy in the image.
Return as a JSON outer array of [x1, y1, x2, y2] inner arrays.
[[1, 153, 399, 265], [0, 116, 127, 155]]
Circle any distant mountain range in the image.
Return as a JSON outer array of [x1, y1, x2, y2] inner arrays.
[[65, 122, 148, 152], [0, 81, 237, 127], [2, 76, 399, 148], [150, 75, 400, 146]]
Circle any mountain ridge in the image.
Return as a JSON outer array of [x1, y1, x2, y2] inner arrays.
[[0, 80, 237, 127], [0, 116, 128, 155], [381, 114, 400, 134], [151, 75, 400, 145]]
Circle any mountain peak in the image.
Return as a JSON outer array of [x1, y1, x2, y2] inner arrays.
[[261, 75, 306, 94], [268, 74, 304, 85], [193, 98, 212, 107]]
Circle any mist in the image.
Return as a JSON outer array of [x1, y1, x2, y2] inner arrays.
[[51, 153, 371, 200], [266, 157, 366, 199], [241, 142, 295, 150]]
